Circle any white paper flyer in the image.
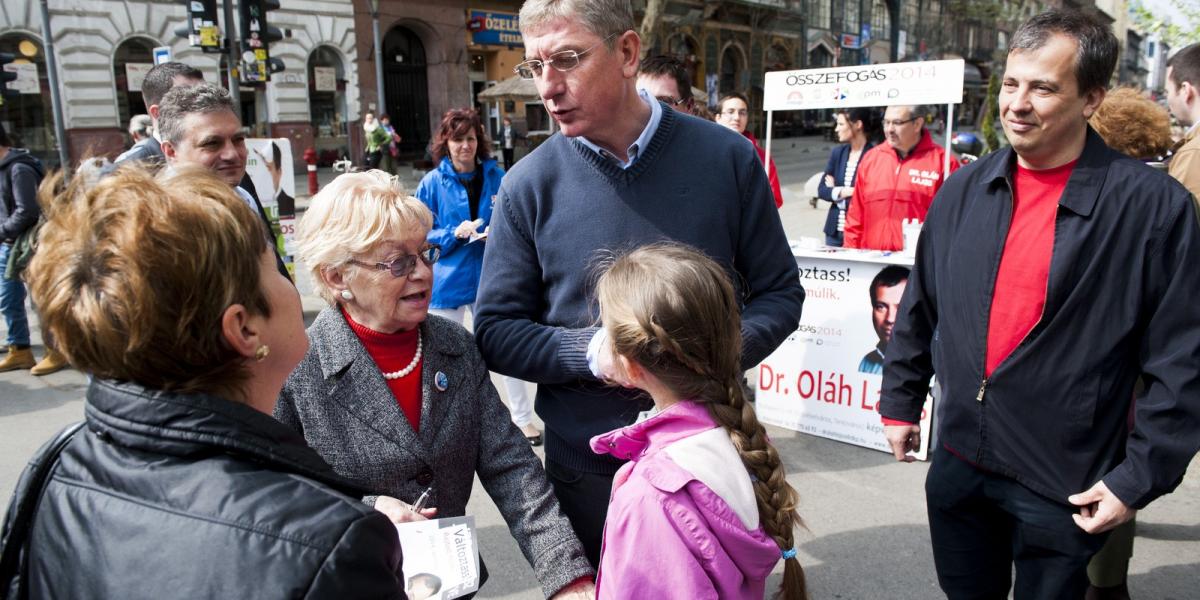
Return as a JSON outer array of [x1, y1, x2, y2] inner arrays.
[[395, 516, 480, 600]]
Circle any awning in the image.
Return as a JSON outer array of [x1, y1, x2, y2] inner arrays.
[[476, 75, 542, 104]]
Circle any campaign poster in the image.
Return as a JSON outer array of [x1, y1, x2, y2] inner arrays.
[[244, 138, 296, 275], [395, 516, 480, 600], [756, 252, 934, 460]]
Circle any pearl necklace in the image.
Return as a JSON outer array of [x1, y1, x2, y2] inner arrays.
[[381, 332, 422, 380]]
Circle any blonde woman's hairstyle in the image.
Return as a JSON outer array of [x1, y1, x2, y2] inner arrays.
[[519, 0, 633, 42], [596, 243, 808, 600], [294, 170, 432, 304], [27, 165, 271, 401]]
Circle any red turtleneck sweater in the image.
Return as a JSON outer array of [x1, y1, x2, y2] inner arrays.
[[343, 308, 423, 432]]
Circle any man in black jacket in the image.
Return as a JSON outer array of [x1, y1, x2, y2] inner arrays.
[[880, 10, 1200, 599], [112, 62, 203, 169], [0, 123, 45, 373], [159, 83, 290, 281]]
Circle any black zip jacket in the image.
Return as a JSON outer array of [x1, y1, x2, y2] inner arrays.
[[2, 380, 405, 598], [0, 149, 44, 241], [880, 128, 1200, 510]]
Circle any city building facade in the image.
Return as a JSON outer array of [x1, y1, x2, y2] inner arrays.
[[0, 0, 1159, 170]]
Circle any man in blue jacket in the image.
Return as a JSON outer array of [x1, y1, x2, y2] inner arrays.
[[473, 0, 804, 568], [880, 10, 1200, 598]]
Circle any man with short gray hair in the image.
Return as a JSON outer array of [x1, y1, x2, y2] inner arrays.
[[844, 103, 956, 250], [474, 0, 803, 569], [159, 83, 289, 280], [112, 62, 204, 168]]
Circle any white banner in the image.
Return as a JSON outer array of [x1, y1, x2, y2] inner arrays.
[[125, 63, 153, 92], [756, 250, 934, 460], [763, 59, 964, 111]]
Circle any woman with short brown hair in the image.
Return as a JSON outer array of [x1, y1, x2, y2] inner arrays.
[[2, 166, 406, 598]]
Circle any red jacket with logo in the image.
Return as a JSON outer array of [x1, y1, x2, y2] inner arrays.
[[844, 129, 957, 250]]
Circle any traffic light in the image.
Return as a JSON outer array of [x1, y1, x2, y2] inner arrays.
[[175, 0, 222, 53], [239, 0, 284, 83], [0, 53, 18, 108]]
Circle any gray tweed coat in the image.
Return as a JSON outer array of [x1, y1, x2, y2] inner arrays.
[[276, 308, 593, 597]]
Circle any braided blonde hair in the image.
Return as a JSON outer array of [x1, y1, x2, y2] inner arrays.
[[596, 243, 808, 600]]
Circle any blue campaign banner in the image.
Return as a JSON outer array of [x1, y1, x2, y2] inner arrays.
[[469, 10, 522, 47]]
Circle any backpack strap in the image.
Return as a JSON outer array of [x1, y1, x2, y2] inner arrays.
[[0, 421, 85, 597]]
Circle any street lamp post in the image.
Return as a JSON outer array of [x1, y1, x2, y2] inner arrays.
[[370, 0, 386, 115], [224, 0, 241, 107], [37, 0, 70, 171]]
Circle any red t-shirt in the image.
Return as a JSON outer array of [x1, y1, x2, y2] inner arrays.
[[343, 308, 423, 432], [882, 159, 1074, 428], [985, 160, 1074, 376]]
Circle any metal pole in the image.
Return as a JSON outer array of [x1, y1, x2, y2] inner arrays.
[[943, 102, 954, 179], [371, 0, 386, 115], [764, 109, 774, 178], [224, 0, 240, 108], [38, 0, 69, 171]]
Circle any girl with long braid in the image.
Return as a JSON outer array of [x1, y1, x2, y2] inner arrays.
[[589, 243, 808, 600]]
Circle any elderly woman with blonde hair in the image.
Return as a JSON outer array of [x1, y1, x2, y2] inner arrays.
[[275, 170, 595, 599], [2, 166, 404, 597]]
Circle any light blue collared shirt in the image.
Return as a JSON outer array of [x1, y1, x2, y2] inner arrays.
[[575, 88, 662, 169]]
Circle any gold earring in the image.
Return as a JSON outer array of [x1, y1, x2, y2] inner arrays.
[[255, 345, 270, 362]]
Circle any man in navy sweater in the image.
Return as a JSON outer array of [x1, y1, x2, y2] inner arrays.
[[474, 0, 804, 567]]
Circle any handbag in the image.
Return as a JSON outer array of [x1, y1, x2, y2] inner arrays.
[[3, 217, 43, 281], [0, 421, 85, 599]]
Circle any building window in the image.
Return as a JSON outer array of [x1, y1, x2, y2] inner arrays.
[[844, 0, 861, 34], [112, 37, 157, 134], [872, 0, 890, 41], [808, 0, 831, 31], [0, 34, 55, 166], [720, 45, 744, 95], [308, 45, 348, 162]]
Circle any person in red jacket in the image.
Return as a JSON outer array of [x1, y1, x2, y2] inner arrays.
[[715, 92, 784, 208], [843, 105, 957, 250]]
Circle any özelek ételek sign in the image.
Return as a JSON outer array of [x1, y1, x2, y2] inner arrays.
[[763, 59, 965, 111]]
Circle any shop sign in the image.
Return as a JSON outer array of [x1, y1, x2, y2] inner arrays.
[[4, 63, 38, 94], [313, 66, 336, 92], [469, 10, 522, 47], [125, 63, 153, 92]]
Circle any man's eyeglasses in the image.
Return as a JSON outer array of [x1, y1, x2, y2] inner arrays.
[[514, 32, 620, 80], [882, 116, 921, 128], [350, 244, 441, 278]]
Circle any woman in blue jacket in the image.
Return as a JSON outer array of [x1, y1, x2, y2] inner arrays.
[[415, 108, 541, 445], [817, 107, 878, 246]]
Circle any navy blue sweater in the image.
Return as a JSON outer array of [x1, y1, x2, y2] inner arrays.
[[474, 107, 805, 473]]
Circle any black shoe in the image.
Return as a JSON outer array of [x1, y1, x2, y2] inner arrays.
[[527, 434, 543, 447]]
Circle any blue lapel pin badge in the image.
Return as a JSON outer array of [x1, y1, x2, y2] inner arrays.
[[435, 371, 449, 392]]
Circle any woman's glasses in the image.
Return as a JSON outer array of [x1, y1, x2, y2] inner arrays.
[[350, 244, 441, 278]]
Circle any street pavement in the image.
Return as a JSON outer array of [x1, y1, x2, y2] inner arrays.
[[2, 135, 1198, 599]]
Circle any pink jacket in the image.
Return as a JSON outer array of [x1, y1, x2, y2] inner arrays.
[[590, 401, 781, 600]]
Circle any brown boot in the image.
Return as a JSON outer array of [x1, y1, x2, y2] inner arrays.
[[30, 348, 69, 374], [0, 346, 36, 372], [30, 348, 69, 376]]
